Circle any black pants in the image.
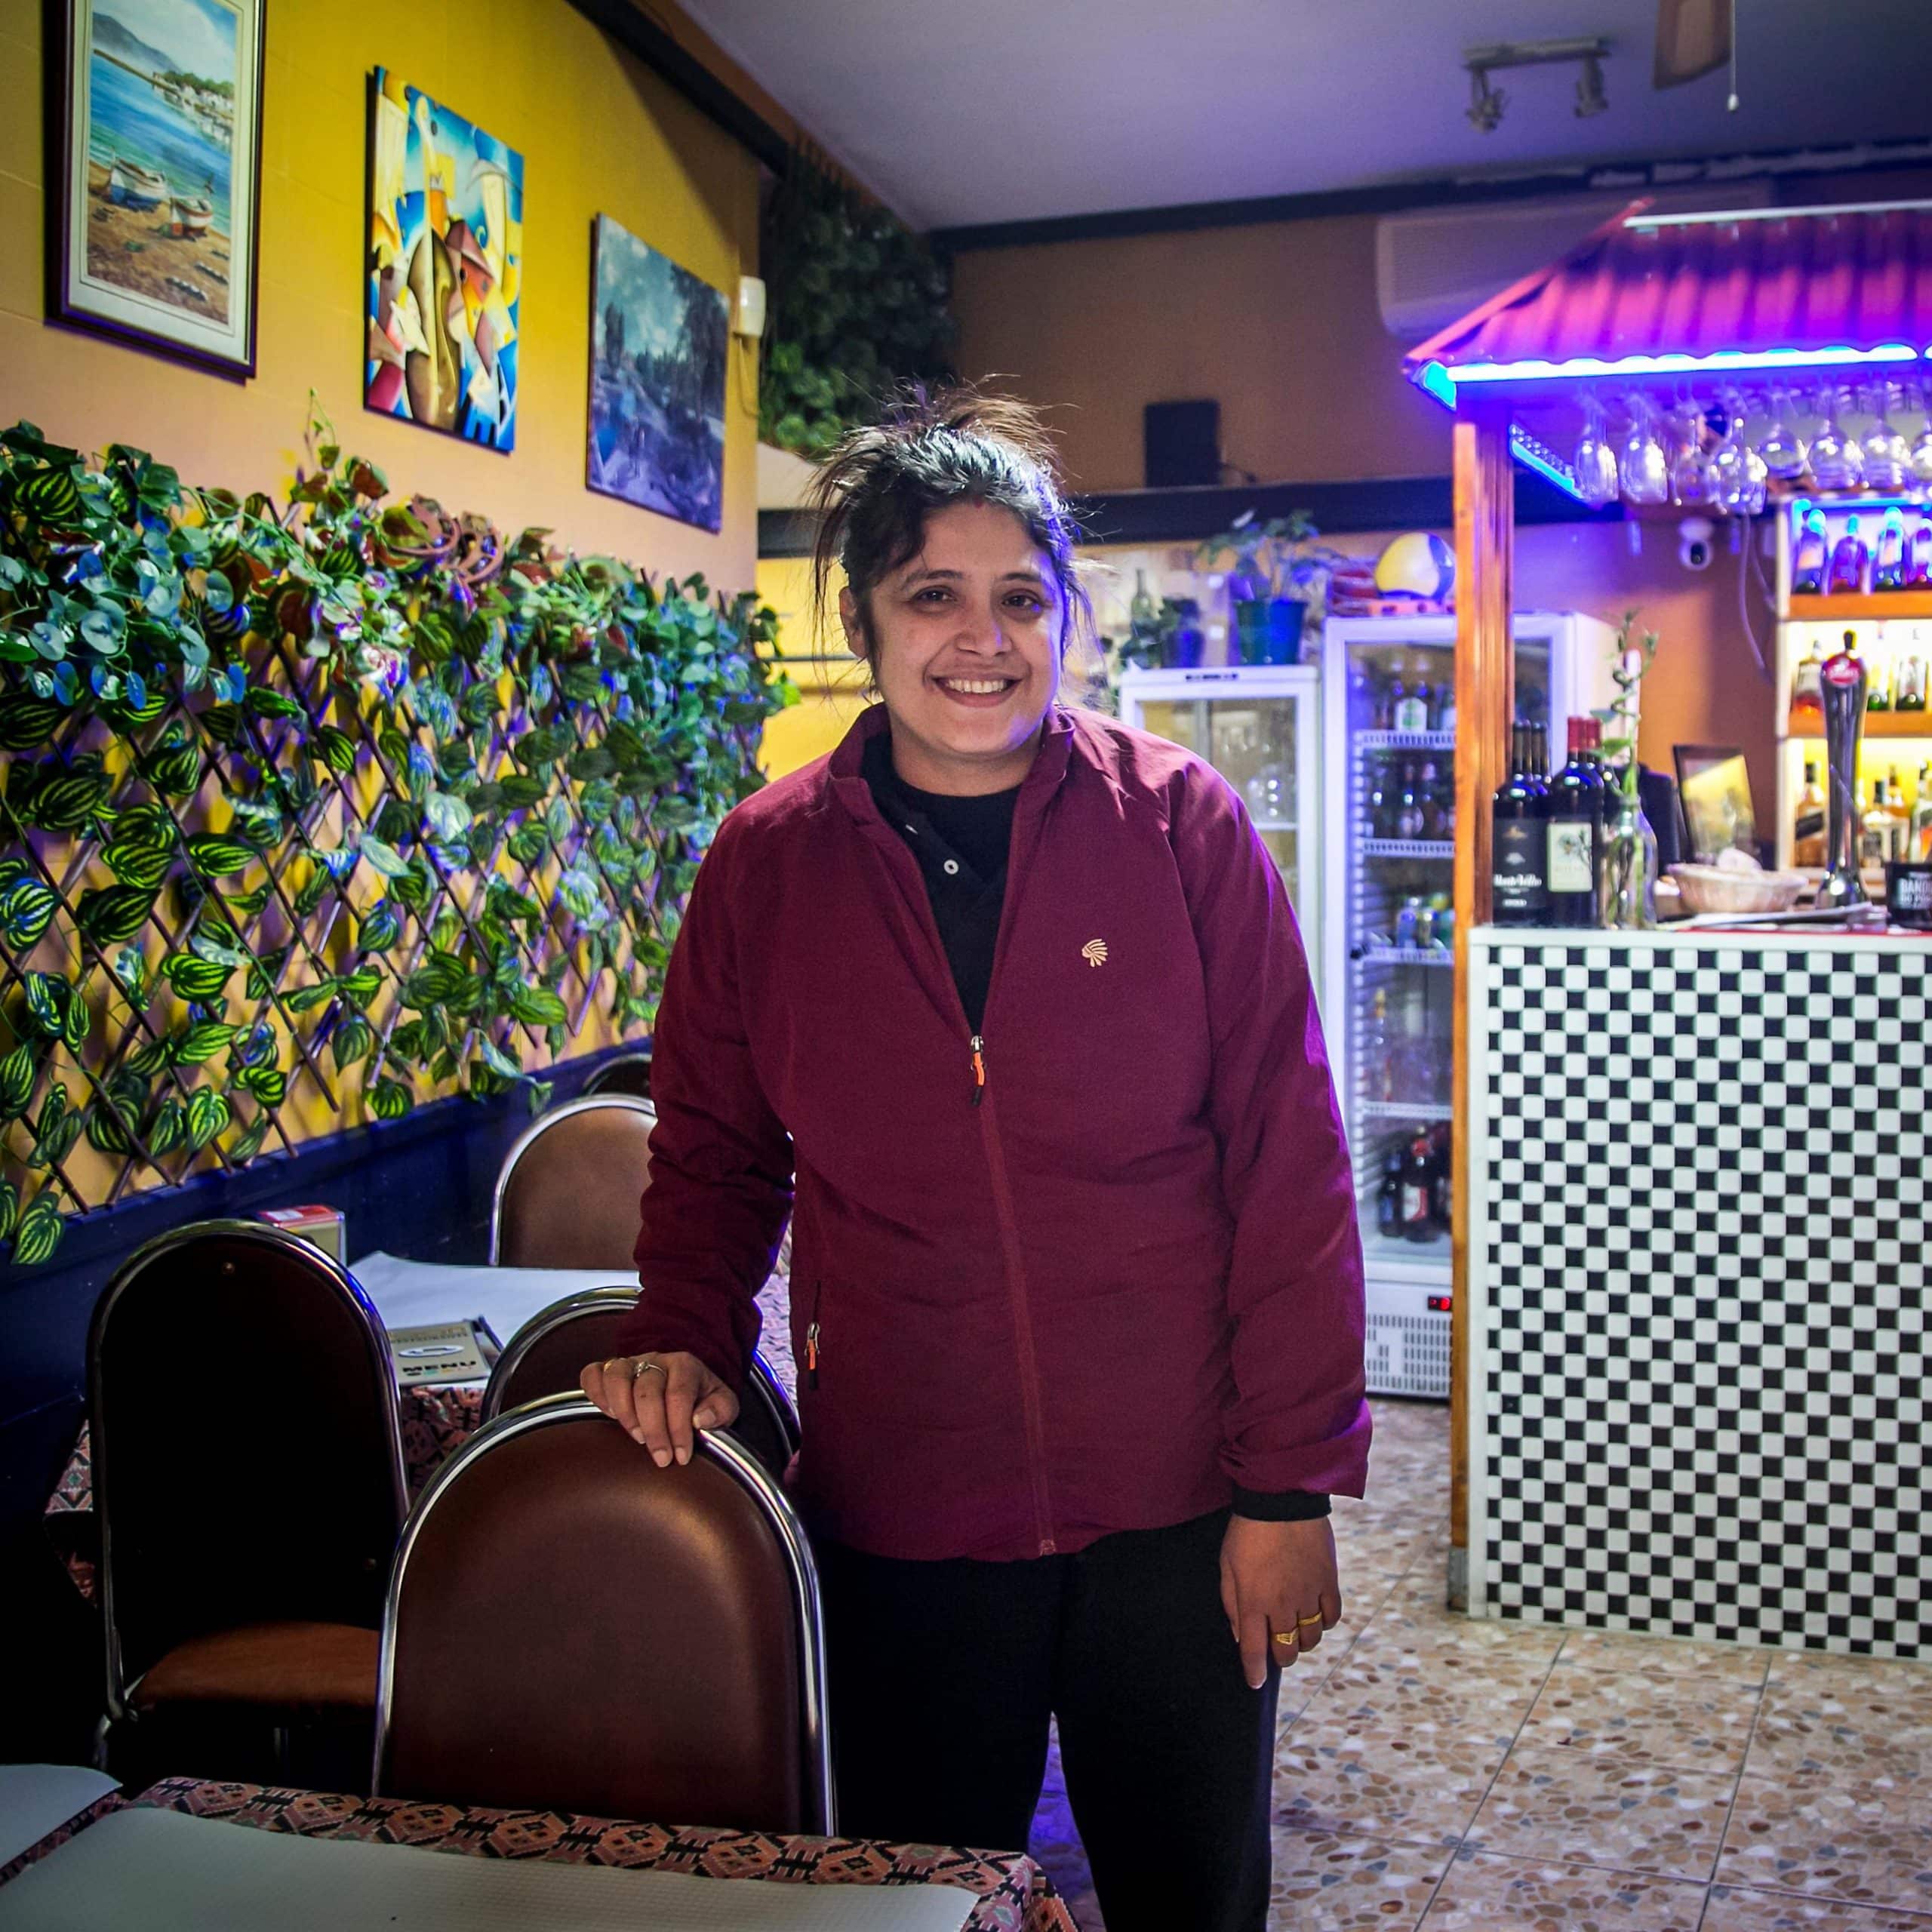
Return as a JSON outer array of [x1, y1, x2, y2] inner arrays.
[[817, 1509, 1278, 1932]]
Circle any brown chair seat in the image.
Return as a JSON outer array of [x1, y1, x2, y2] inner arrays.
[[135, 1622, 380, 1713]]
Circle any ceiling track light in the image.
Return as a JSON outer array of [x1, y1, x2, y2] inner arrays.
[[1463, 36, 1614, 133]]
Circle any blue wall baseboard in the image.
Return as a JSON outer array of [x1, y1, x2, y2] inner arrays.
[[0, 1040, 647, 1761]]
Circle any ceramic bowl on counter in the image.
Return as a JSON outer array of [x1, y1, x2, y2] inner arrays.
[[1667, 863, 1810, 915]]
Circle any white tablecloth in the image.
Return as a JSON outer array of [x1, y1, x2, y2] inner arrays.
[[0, 1807, 975, 1931], [0, 1770, 116, 1873], [349, 1251, 798, 1398], [350, 1252, 633, 1353]]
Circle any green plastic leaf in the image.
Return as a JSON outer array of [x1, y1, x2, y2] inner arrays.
[[103, 835, 173, 890], [0, 878, 60, 947], [236, 1065, 288, 1107], [186, 835, 253, 878], [283, 980, 338, 1014], [146, 1094, 186, 1155], [338, 964, 382, 1011], [0, 1041, 38, 1119], [176, 1019, 240, 1065], [358, 900, 401, 952], [76, 884, 155, 948], [162, 952, 232, 1001], [227, 1113, 272, 1162], [368, 1076, 413, 1121], [331, 1015, 374, 1070], [186, 1086, 231, 1150], [11, 1186, 64, 1265], [508, 983, 568, 1028], [0, 1179, 17, 1244], [360, 834, 410, 879]]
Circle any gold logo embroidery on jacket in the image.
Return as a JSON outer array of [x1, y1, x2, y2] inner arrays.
[[1081, 939, 1109, 968]]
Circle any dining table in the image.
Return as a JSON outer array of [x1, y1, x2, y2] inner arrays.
[[44, 1248, 797, 1601], [0, 1777, 1075, 1931]]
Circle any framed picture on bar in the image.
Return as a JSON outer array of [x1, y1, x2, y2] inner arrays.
[[46, 0, 267, 378]]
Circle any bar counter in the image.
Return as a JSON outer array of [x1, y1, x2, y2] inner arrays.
[[1464, 925, 1927, 1659]]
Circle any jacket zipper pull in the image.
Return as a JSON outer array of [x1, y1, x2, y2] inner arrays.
[[804, 1321, 820, 1389], [970, 1034, 987, 1107]]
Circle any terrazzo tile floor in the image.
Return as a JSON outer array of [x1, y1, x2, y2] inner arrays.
[[1022, 1399, 1932, 1931]]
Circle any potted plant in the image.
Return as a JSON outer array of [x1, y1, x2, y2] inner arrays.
[[1194, 511, 1346, 666]]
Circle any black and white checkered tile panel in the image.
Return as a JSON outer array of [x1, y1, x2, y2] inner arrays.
[[1474, 939, 1927, 1658]]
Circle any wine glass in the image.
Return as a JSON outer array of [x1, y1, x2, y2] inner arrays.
[[1860, 383, 1911, 491], [1710, 395, 1768, 517], [1808, 386, 1866, 491], [1908, 383, 1932, 485], [1669, 403, 1712, 506], [1572, 395, 1619, 508], [1757, 385, 1808, 481], [1617, 394, 1669, 505]]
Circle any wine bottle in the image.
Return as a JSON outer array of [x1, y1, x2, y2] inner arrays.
[[1546, 717, 1604, 928], [1400, 1131, 1438, 1244], [1792, 509, 1829, 596], [1491, 722, 1549, 926], [1874, 509, 1909, 592]]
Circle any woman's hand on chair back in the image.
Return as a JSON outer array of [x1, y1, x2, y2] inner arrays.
[[580, 1352, 741, 1468]]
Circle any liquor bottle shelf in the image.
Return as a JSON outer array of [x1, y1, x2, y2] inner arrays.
[[1783, 712, 1932, 740], [1360, 839, 1455, 860], [1357, 946, 1454, 968], [1357, 729, 1457, 752], [1358, 1100, 1454, 1122], [1786, 592, 1932, 620]]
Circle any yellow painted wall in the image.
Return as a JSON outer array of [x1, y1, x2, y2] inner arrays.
[[756, 553, 872, 777], [0, 0, 761, 586]]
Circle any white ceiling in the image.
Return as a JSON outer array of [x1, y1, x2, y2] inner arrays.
[[679, 0, 1932, 231]]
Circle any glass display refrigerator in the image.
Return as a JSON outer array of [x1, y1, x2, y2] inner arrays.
[[1116, 666, 1323, 1011], [1319, 614, 1614, 1400]]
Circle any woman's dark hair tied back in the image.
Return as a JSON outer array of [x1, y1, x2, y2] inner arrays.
[[807, 383, 1090, 654]]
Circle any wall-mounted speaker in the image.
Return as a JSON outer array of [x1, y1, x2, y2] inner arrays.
[[1143, 400, 1220, 488]]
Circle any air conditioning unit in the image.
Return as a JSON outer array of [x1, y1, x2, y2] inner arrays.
[[1375, 185, 1774, 343]]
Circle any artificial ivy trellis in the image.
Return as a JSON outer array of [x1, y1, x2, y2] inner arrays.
[[0, 415, 790, 1268]]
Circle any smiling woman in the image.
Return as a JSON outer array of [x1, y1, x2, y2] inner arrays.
[[581, 384, 1368, 1932]]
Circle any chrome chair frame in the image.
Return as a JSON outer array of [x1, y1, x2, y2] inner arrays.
[[88, 1219, 408, 1726], [580, 1051, 656, 1102], [371, 1392, 834, 1833], [487, 1094, 657, 1266], [480, 1289, 801, 1475]]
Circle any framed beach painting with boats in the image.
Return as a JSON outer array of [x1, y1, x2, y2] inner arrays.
[[49, 0, 266, 376]]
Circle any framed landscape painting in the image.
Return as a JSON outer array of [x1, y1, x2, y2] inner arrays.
[[49, 0, 266, 376], [365, 71, 523, 454], [587, 214, 728, 532]]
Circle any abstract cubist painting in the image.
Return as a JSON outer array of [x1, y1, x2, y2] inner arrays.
[[588, 214, 728, 532], [365, 71, 522, 453]]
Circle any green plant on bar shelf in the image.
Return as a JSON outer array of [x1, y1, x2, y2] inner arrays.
[[0, 408, 793, 1267]]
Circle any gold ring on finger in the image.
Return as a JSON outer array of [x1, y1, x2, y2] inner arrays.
[[1297, 1614, 1324, 1628], [1272, 1630, 1298, 1647]]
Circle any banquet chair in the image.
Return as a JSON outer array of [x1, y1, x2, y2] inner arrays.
[[581, 1050, 654, 1103], [489, 1094, 655, 1269], [88, 1220, 408, 1773], [481, 1287, 801, 1481], [374, 1393, 832, 1833]]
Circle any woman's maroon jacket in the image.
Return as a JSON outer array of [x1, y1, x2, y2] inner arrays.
[[613, 702, 1371, 1561]]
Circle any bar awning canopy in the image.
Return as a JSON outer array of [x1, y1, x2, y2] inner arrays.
[[1404, 199, 1932, 496]]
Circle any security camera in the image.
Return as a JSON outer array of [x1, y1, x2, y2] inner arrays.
[[1678, 517, 1715, 571]]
